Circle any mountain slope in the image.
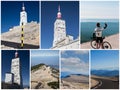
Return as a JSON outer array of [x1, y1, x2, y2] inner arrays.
[[31, 64, 59, 89], [61, 74, 89, 89], [1, 21, 40, 49]]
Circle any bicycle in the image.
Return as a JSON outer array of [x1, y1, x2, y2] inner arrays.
[[90, 33, 112, 49]]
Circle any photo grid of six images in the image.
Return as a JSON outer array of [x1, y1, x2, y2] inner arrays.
[[1, 0, 120, 89]]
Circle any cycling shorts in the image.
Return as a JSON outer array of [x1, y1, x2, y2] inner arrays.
[[96, 37, 103, 43]]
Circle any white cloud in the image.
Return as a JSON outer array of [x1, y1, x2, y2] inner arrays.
[[32, 52, 59, 57], [61, 57, 81, 65], [61, 57, 89, 75], [61, 50, 89, 56], [74, 50, 89, 55], [61, 68, 71, 72]]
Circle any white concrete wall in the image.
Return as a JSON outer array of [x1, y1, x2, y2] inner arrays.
[[51, 39, 80, 49], [53, 19, 66, 47], [5, 73, 13, 84], [11, 58, 22, 86], [20, 11, 27, 26]]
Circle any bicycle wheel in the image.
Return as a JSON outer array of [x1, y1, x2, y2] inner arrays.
[[90, 40, 98, 49], [102, 41, 112, 49]]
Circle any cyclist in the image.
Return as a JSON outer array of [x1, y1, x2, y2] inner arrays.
[[94, 22, 107, 49]]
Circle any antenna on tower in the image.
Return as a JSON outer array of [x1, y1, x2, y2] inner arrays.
[[23, 2, 24, 7], [58, 5, 60, 12], [15, 50, 18, 58], [57, 5, 62, 19], [22, 2, 25, 11]]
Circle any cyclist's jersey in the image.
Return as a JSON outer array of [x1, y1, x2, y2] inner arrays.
[[94, 27, 104, 37]]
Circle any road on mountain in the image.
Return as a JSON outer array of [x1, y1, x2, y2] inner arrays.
[[92, 78, 119, 89]]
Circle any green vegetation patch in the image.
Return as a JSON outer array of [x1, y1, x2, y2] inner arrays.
[[47, 81, 59, 89], [31, 63, 45, 71]]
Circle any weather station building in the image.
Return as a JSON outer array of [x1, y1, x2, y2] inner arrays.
[[51, 5, 80, 49], [5, 73, 14, 84], [5, 51, 23, 88], [1, 2, 39, 49]]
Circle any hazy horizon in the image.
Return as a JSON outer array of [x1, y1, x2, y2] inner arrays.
[[31, 50, 59, 67], [81, 1, 119, 19], [81, 18, 119, 22]]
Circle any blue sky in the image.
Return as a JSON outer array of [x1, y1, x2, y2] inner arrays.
[[81, 1, 119, 19], [1, 1, 39, 33], [91, 50, 119, 70], [41, 1, 79, 49], [61, 50, 89, 75], [2, 50, 30, 87], [31, 50, 59, 67]]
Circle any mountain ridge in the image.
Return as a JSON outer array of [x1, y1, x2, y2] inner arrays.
[[61, 72, 89, 78], [91, 70, 119, 77]]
